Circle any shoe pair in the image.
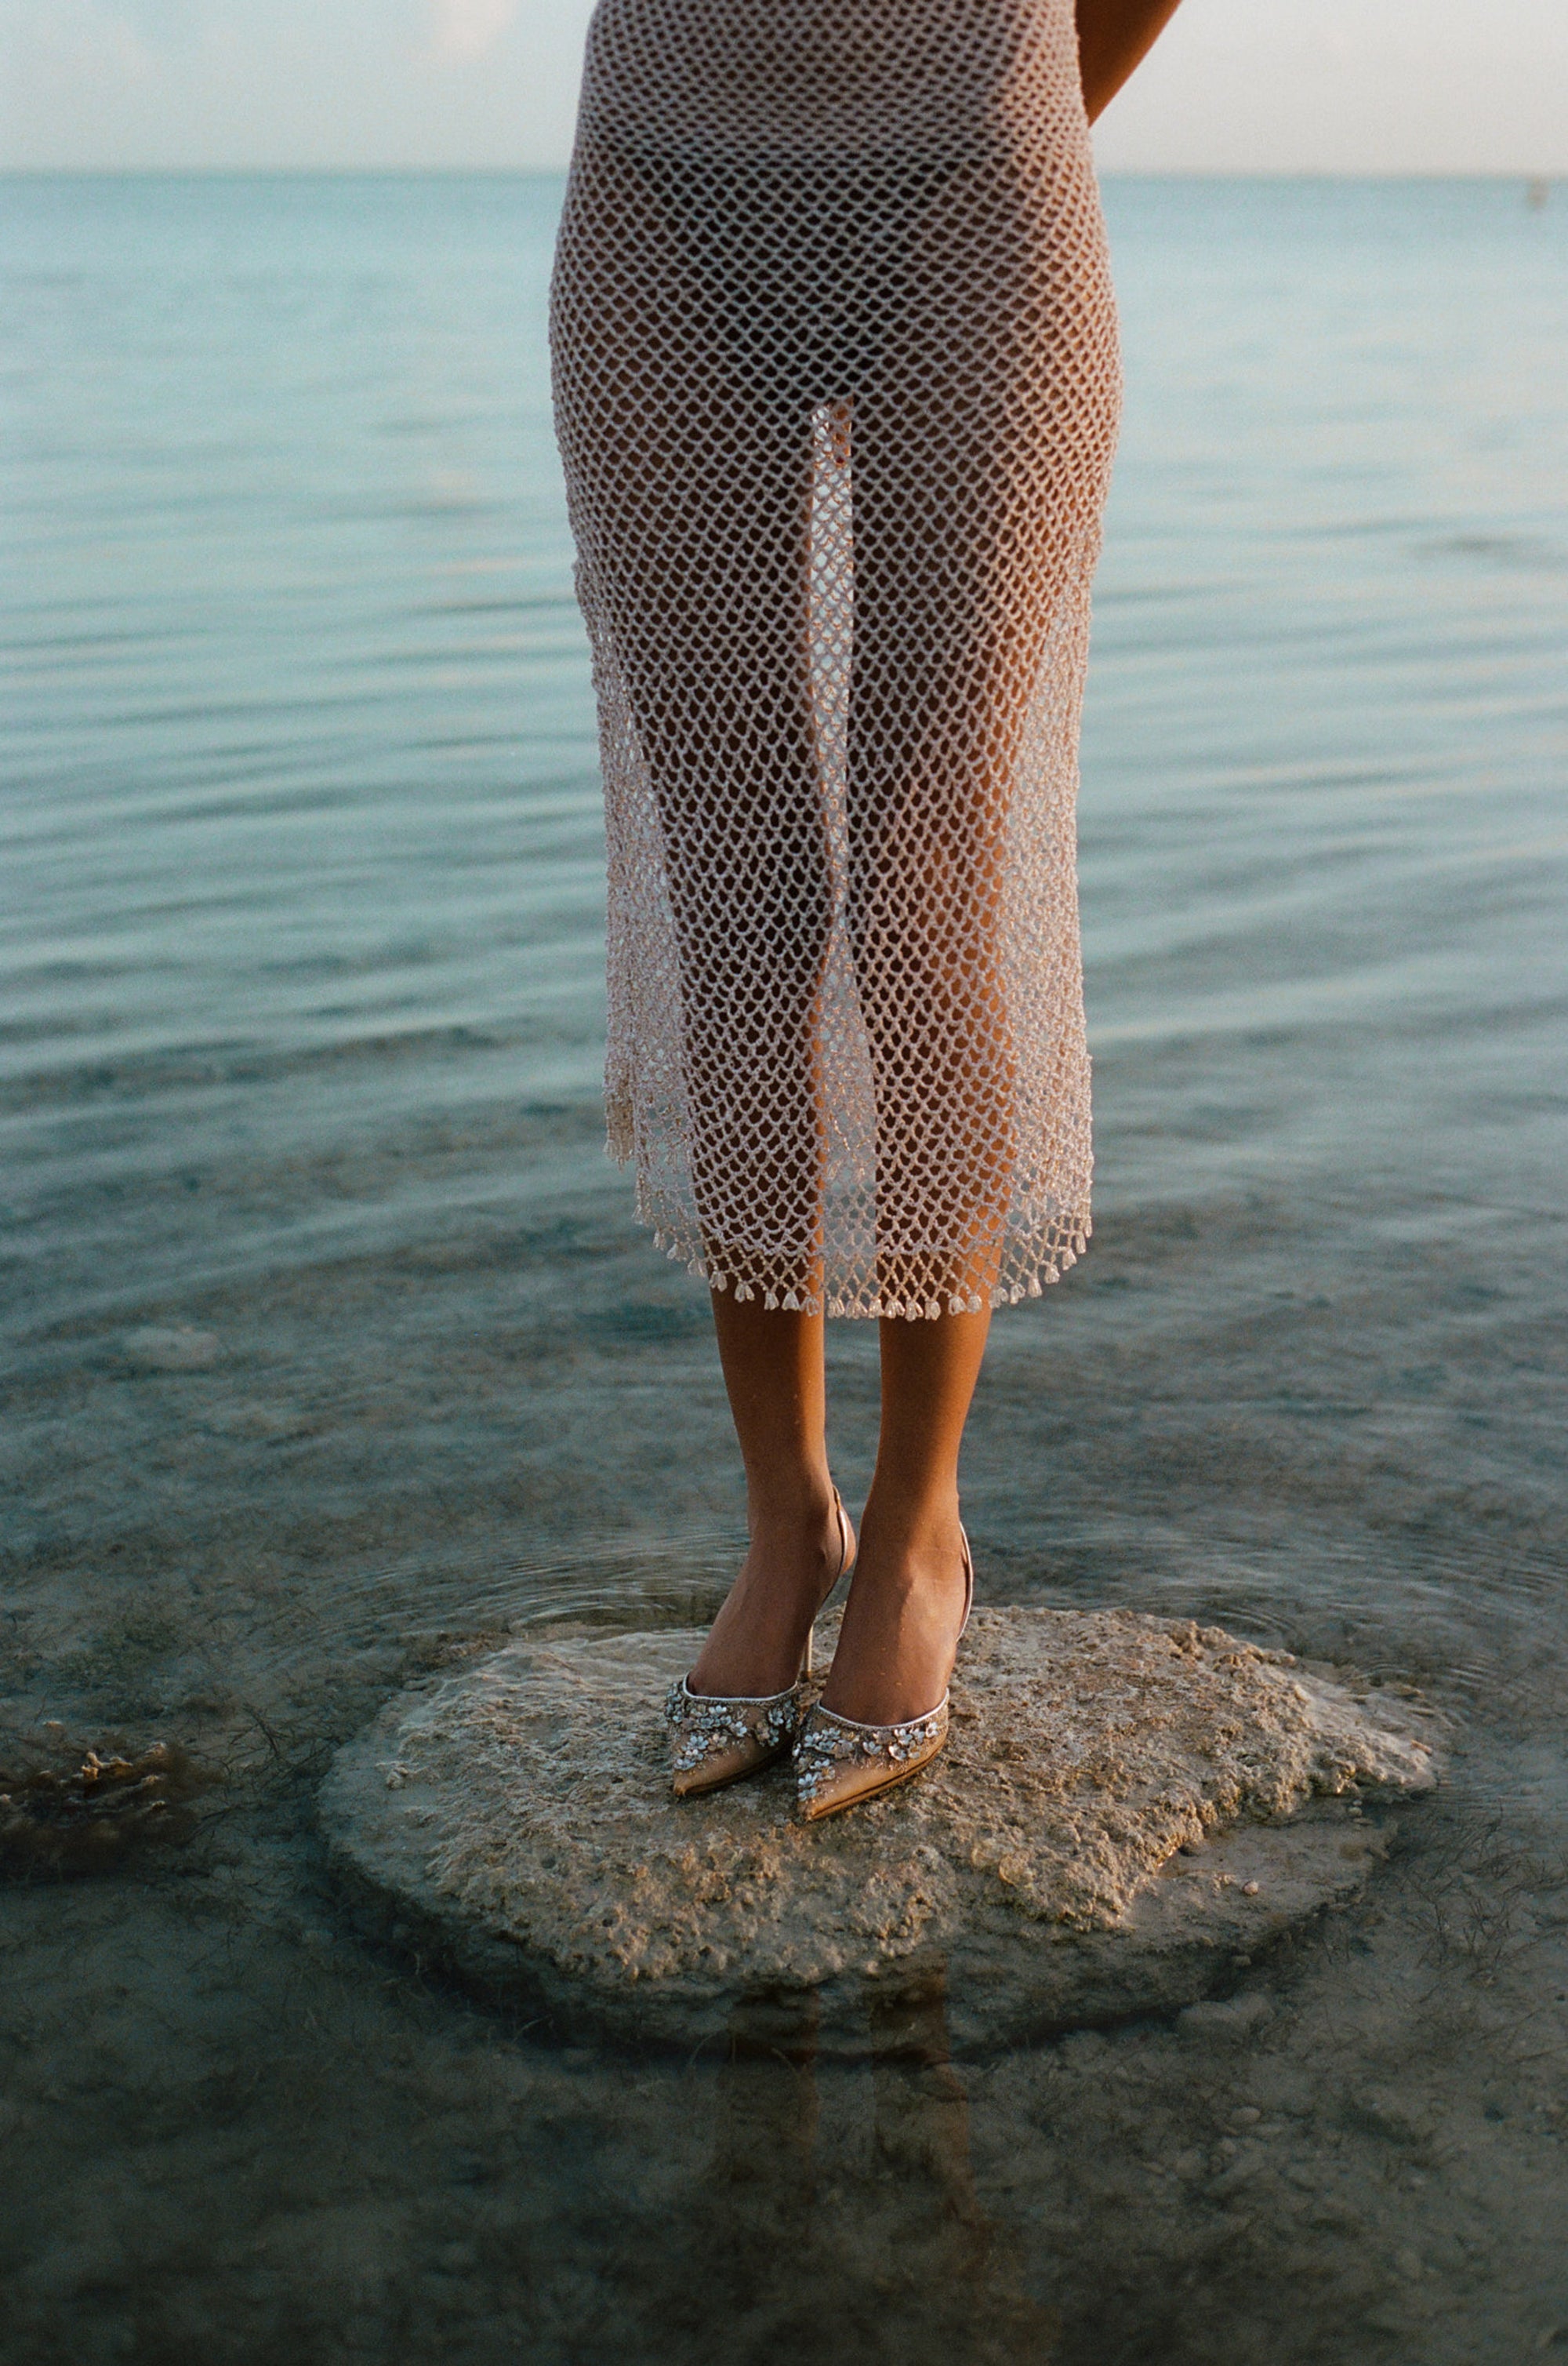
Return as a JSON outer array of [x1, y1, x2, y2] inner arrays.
[[664, 1508, 974, 1824]]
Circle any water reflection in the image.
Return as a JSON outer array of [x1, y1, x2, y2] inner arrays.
[[688, 1974, 1058, 2361], [692, 1989, 821, 2330]]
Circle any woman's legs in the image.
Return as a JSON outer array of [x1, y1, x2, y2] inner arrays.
[[606, 398, 833, 1297], [818, 1307, 989, 1725], [688, 1296, 985, 1721], [846, 373, 1020, 1321], [687, 1292, 849, 1699], [555, 158, 833, 1295]]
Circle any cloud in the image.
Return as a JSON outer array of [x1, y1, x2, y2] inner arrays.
[[426, 0, 518, 63], [0, 0, 156, 78]]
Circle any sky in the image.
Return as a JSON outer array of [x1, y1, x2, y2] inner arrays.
[[0, 0, 1563, 176]]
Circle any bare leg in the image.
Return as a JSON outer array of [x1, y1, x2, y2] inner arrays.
[[554, 162, 831, 1301], [818, 1306, 989, 1725], [688, 1294, 854, 1699]]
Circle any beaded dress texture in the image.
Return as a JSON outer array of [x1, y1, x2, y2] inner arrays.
[[551, 0, 1120, 1318]]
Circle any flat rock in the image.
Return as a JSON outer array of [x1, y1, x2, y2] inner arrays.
[[321, 1607, 1441, 2053]]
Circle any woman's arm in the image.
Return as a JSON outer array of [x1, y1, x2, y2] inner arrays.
[[1074, 0, 1186, 124]]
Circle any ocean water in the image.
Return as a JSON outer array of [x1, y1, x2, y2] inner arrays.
[[2, 170, 1567, 2362]]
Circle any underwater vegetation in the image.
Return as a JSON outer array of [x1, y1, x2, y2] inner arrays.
[[0, 1738, 215, 1878]]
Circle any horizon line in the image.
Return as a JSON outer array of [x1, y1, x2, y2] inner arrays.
[[0, 163, 1561, 181]]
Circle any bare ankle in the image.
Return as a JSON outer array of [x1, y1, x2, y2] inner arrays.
[[854, 1491, 961, 1562], [687, 1480, 849, 1700], [744, 1476, 837, 1534]]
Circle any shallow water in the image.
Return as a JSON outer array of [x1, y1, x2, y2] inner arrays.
[[2, 172, 1567, 2362]]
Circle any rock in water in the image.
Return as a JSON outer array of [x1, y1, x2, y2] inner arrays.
[[321, 1608, 1440, 2052]]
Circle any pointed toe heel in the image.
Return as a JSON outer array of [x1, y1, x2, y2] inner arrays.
[[793, 1526, 973, 1824], [792, 1697, 951, 1822], [666, 1488, 856, 1798], [666, 1677, 806, 1797]]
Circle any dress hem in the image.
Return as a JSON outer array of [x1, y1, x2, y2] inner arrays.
[[625, 1202, 1091, 1321]]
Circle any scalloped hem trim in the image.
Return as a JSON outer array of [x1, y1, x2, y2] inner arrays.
[[637, 1219, 1092, 1321]]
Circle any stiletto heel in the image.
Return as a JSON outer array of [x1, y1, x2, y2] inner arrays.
[[793, 1527, 973, 1824], [666, 1488, 855, 1798]]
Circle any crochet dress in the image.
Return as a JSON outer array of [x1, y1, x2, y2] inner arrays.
[[550, 0, 1120, 1318]]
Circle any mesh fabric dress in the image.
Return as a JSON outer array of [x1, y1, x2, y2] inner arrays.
[[551, 0, 1120, 1319]]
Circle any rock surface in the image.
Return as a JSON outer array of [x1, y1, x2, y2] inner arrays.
[[321, 1607, 1442, 2052]]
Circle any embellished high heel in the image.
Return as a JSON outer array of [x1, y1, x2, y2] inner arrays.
[[666, 1490, 855, 1799], [792, 1528, 974, 1824]]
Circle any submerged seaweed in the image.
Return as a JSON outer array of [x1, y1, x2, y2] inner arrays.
[[0, 1739, 216, 1877]]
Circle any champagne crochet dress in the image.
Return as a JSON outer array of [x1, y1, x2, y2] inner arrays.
[[551, 0, 1120, 1319]]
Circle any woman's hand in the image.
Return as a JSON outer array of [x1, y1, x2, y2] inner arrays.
[[1075, 0, 1187, 124]]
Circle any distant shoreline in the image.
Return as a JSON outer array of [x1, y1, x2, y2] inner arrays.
[[0, 164, 1559, 183]]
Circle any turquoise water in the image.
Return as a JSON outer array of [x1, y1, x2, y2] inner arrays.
[[2, 173, 1567, 2362]]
